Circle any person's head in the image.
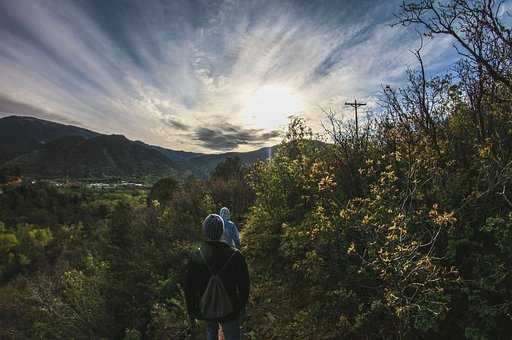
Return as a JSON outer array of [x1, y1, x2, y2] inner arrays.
[[202, 214, 224, 241], [219, 207, 230, 221]]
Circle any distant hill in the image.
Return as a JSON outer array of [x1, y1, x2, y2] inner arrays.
[[0, 116, 274, 179], [0, 115, 98, 164], [3, 134, 178, 178], [183, 146, 275, 178], [135, 141, 205, 162], [139, 142, 274, 178]]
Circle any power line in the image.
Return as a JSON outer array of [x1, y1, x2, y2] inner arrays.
[[345, 99, 366, 138]]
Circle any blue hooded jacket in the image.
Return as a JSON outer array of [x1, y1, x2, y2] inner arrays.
[[219, 207, 240, 249]]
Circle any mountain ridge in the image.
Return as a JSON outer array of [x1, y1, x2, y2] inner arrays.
[[0, 115, 99, 164], [0, 115, 274, 179]]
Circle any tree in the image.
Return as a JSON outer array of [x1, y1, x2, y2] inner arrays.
[[396, 0, 512, 91], [148, 177, 179, 206], [211, 157, 244, 181]]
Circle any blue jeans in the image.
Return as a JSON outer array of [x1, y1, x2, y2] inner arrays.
[[206, 317, 241, 340]]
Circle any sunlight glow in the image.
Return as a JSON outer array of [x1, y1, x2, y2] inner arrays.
[[244, 84, 303, 130]]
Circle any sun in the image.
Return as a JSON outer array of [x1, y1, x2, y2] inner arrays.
[[244, 84, 303, 130]]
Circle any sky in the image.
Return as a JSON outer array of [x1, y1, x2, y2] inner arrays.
[[0, 0, 460, 153]]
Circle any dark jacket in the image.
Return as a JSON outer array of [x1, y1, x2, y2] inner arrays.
[[184, 241, 250, 322]]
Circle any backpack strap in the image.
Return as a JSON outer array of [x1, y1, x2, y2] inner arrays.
[[219, 250, 238, 274], [199, 248, 214, 275], [199, 247, 238, 275]]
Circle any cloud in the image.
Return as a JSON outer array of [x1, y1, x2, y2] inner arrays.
[[0, 93, 83, 126], [161, 116, 191, 131], [194, 123, 281, 151], [0, 0, 458, 152]]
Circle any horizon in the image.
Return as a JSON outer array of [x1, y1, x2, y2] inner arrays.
[[0, 0, 459, 153]]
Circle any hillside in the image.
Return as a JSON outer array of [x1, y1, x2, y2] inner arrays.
[[3, 134, 178, 178], [0, 115, 98, 164], [184, 146, 274, 178], [0, 116, 274, 179], [135, 140, 274, 178]]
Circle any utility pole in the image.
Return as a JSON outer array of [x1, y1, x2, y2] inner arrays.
[[345, 99, 366, 138]]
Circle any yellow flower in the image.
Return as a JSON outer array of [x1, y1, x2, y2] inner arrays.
[[347, 242, 356, 255]]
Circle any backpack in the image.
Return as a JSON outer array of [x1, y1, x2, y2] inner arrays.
[[199, 248, 237, 320]]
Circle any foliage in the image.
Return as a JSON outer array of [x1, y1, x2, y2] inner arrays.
[[1, 1, 512, 339], [0, 173, 243, 339], [211, 157, 245, 181], [0, 222, 54, 281], [240, 0, 512, 337], [148, 177, 179, 205]]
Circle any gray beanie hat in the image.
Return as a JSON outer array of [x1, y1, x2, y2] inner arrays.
[[202, 214, 225, 241]]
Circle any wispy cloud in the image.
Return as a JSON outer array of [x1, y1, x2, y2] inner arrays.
[[0, 0, 457, 152], [0, 93, 83, 126], [161, 115, 191, 131]]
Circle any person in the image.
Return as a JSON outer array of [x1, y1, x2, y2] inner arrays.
[[184, 214, 250, 340], [219, 207, 241, 249]]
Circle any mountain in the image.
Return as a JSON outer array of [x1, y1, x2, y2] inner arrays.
[[183, 146, 275, 178], [136, 140, 274, 178], [3, 134, 178, 178], [134, 141, 204, 162], [0, 115, 98, 164], [0, 116, 274, 179]]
